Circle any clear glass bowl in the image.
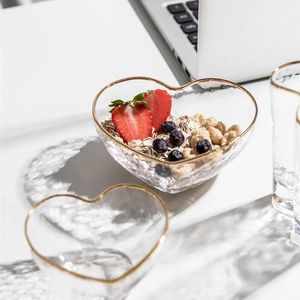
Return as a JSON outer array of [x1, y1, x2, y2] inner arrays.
[[92, 77, 258, 193], [24, 184, 168, 300]]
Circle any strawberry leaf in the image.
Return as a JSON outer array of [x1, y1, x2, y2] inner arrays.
[[109, 99, 124, 107], [130, 99, 150, 109], [109, 93, 150, 113], [132, 93, 150, 110], [133, 92, 145, 101], [109, 99, 125, 113]]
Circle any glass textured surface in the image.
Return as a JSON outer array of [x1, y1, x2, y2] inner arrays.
[[129, 195, 300, 300], [93, 77, 257, 193], [2, 196, 300, 300], [23, 137, 217, 232], [24, 185, 168, 300]]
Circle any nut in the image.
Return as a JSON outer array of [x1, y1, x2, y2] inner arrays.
[[220, 137, 227, 146], [215, 121, 226, 134], [204, 117, 218, 128], [227, 124, 241, 135], [208, 127, 223, 145], [188, 128, 211, 149], [224, 131, 237, 143]]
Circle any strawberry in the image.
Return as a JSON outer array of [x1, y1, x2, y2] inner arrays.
[[144, 89, 172, 131], [110, 98, 152, 143]]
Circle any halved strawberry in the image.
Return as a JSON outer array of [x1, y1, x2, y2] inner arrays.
[[111, 102, 152, 143], [144, 89, 172, 131]]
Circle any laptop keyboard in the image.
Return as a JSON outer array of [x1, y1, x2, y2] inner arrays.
[[167, 1, 198, 51]]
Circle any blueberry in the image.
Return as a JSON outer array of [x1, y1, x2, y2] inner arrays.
[[153, 138, 168, 153], [196, 139, 212, 154], [155, 164, 171, 177], [161, 121, 177, 133], [169, 129, 185, 146], [168, 150, 184, 161]]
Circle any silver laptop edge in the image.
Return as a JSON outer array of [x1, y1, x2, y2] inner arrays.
[[140, 0, 300, 83], [141, 0, 198, 79]]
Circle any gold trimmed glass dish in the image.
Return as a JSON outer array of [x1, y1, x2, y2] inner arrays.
[[93, 77, 258, 193], [25, 183, 168, 300], [270, 61, 300, 215], [292, 105, 300, 246]]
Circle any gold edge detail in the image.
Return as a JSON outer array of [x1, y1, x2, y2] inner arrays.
[[24, 183, 169, 285], [270, 60, 300, 97]]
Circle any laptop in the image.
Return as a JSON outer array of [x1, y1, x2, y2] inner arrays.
[[140, 0, 300, 82]]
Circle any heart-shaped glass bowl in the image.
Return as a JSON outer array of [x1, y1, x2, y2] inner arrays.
[[24, 184, 168, 300], [93, 77, 258, 193]]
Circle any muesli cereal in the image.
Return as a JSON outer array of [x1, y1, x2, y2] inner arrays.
[[102, 88, 240, 167]]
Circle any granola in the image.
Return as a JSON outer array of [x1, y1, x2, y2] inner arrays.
[[102, 113, 240, 162]]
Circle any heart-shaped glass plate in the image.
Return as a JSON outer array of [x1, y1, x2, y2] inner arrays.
[[24, 183, 168, 299]]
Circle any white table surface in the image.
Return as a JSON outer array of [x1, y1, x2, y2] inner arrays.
[[1, 0, 178, 139], [1, 0, 299, 299]]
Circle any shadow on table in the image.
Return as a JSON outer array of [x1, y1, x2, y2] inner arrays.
[[129, 194, 300, 300], [24, 137, 216, 217], [23, 137, 300, 298], [2, 195, 299, 299]]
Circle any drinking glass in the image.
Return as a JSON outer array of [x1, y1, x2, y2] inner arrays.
[[291, 106, 300, 245], [24, 184, 168, 300], [271, 61, 300, 215]]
